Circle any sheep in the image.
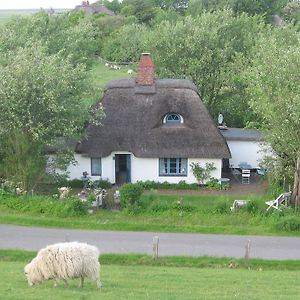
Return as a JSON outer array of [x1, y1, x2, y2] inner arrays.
[[127, 69, 133, 75], [24, 242, 102, 288], [105, 63, 109, 67]]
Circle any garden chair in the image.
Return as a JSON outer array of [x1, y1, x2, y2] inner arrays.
[[241, 169, 250, 184], [265, 192, 292, 211]]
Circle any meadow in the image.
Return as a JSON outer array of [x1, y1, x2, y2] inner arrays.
[[1, 257, 300, 300]]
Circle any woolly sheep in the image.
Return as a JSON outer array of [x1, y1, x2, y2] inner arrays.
[[24, 242, 102, 288], [127, 69, 133, 75]]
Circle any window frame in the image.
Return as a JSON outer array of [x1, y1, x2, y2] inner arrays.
[[91, 157, 101, 176], [163, 113, 184, 124], [159, 158, 187, 177]]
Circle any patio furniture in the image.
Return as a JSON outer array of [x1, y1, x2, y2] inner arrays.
[[230, 200, 250, 212], [265, 191, 292, 211], [242, 169, 250, 184]]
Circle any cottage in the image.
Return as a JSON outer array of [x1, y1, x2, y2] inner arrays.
[[220, 127, 264, 170], [65, 53, 231, 184]]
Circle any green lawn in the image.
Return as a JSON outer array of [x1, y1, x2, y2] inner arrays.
[[0, 193, 298, 236], [1, 260, 300, 299]]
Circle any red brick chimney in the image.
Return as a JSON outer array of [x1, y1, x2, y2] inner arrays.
[[136, 53, 155, 86]]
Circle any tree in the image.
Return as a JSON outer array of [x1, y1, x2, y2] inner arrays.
[[0, 11, 98, 68], [245, 28, 300, 202], [0, 44, 102, 190], [142, 11, 267, 126], [121, 0, 157, 24]]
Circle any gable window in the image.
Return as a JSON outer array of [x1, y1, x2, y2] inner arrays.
[[91, 157, 101, 176], [163, 113, 184, 124], [159, 158, 187, 176]]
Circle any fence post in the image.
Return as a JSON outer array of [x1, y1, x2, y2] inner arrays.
[[245, 239, 251, 263], [152, 236, 159, 259]]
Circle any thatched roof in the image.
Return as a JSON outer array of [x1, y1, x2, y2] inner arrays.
[[73, 3, 114, 16], [76, 79, 230, 159]]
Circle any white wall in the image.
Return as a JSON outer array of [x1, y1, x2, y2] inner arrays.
[[62, 152, 222, 184], [227, 140, 265, 169]]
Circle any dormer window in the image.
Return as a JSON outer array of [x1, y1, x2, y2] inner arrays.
[[163, 113, 184, 124]]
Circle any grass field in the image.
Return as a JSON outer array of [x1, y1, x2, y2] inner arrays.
[[1, 260, 300, 299], [0, 193, 299, 236], [0, 9, 37, 25]]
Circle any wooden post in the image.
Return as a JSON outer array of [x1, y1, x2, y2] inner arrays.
[[293, 157, 300, 209], [65, 234, 69, 242], [245, 239, 251, 263], [152, 236, 159, 259]]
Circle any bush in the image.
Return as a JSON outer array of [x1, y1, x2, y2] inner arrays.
[[120, 183, 144, 209], [275, 216, 300, 232], [92, 179, 112, 189], [148, 200, 170, 213], [244, 200, 260, 214], [137, 180, 198, 190], [214, 200, 231, 214], [0, 194, 88, 217]]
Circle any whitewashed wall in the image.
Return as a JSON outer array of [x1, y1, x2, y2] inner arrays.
[[62, 152, 222, 184], [227, 140, 265, 169]]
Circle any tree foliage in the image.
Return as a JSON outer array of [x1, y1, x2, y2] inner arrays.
[[0, 11, 98, 68], [245, 27, 300, 184], [141, 11, 266, 126], [0, 44, 101, 189]]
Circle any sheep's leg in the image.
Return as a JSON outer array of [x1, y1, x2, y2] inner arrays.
[[79, 276, 84, 288], [96, 279, 102, 289], [54, 278, 59, 287], [63, 279, 68, 287]]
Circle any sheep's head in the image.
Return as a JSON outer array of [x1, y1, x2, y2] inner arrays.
[[24, 261, 41, 286]]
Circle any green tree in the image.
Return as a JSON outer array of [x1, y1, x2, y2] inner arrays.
[[245, 28, 300, 201], [121, 0, 157, 24], [142, 11, 266, 126], [0, 11, 98, 68], [0, 44, 102, 190]]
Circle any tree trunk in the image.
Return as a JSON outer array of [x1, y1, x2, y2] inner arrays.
[[293, 157, 300, 206]]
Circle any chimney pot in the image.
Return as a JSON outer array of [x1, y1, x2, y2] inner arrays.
[[136, 53, 155, 86]]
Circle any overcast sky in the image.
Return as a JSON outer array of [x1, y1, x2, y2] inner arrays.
[[0, 1, 87, 10]]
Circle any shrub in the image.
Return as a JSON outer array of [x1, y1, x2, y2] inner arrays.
[[214, 200, 231, 214], [92, 179, 112, 189], [190, 162, 216, 185], [275, 216, 300, 232], [120, 183, 144, 209], [64, 196, 88, 216], [244, 200, 260, 214]]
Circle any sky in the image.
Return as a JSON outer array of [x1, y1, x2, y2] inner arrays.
[[0, 1, 87, 10]]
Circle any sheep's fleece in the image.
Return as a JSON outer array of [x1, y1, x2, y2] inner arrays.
[[24, 242, 101, 288]]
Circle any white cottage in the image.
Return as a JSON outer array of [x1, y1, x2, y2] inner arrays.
[[220, 127, 264, 169], [65, 53, 231, 184]]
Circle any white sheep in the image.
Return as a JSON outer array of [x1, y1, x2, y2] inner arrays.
[[24, 242, 102, 288], [127, 69, 133, 75], [105, 63, 109, 67]]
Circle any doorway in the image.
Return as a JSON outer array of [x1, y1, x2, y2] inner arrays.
[[115, 154, 131, 185]]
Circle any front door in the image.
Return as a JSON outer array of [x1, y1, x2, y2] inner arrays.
[[115, 154, 131, 185]]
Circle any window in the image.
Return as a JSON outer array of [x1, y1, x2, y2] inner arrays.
[[159, 158, 187, 176], [91, 158, 101, 176], [163, 113, 184, 124]]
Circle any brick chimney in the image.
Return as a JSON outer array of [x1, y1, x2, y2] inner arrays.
[[136, 53, 155, 86]]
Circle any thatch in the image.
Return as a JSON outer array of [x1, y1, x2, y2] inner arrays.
[[76, 79, 231, 159]]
